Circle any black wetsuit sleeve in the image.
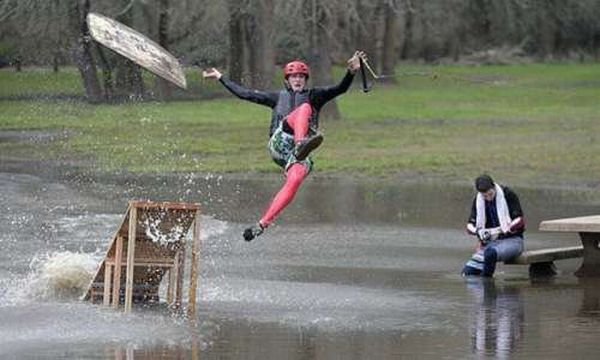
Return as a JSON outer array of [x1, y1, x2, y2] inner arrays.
[[309, 70, 355, 110], [219, 77, 278, 108]]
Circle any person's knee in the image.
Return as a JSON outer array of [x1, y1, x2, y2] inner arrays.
[[297, 103, 312, 115], [288, 103, 312, 122], [286, 164, 308, 186], [482, 247, 498, 277], [483, 247, 498, 262]]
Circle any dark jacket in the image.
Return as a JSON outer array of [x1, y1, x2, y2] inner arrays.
[[219, 70, 355, 136], [468, 186, 525, 238]]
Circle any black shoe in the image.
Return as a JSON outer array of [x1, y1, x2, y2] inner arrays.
[[243, 223, 264, 242], [294, 133, 324, 161]]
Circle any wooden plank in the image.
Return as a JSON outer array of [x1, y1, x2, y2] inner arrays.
[[105, 259, 175, 267], [507, 246, 584, 264], [82, 205, 131, 301], [167, 267, 175, 305], [130, 200, 200, 211], [103, 264, 112, 306], [187, 210, 201, 319], [539, 215, 600, 233], [175, 240, 186, 310], [124, 207, 137, 313], [112, 236, 124, 308]]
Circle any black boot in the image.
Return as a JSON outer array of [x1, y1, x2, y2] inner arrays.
[[294, 133, 324, 161], [243, 222, 265, 241]]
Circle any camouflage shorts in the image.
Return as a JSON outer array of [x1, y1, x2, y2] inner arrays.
[[268, 125, 313, 171]]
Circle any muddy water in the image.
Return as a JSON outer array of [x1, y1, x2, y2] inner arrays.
[[1, 171, 600, 359]]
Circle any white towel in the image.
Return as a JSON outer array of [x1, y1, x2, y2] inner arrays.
[[476, 183, 511, 233]]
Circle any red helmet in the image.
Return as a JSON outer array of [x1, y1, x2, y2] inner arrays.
[[284, 60, 310, 79]]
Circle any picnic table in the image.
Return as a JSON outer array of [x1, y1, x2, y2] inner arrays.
[[539, 215, 600, 277]]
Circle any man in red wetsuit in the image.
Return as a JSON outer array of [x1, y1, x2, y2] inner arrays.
[[203, 51, 363, 241]]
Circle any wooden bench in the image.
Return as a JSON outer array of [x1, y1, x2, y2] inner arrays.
[[505, 245, 584, 276]]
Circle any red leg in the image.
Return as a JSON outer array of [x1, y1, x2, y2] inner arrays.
[[285, 103, 313, 144], [260, 163, 309, 227]]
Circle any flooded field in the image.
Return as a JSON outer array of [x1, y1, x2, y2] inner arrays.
[[1, 170, 600, 359]]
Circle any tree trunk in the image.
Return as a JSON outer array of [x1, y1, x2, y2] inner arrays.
[[228, 0, 244, 83], [114, 1, 144, 99], [535, 0, 559, 59], [380, 1, 399, 83], [75, 0, 102, 103], [14, 55, 22, 72], [355, 0, 378, 64], [305, 0, 341, 120], [400, 0, 413, 59], [52, 53, 60, 73], [95, 44, 114, 100], [156, 0, 173, 100], [244, 0, 275, 90]]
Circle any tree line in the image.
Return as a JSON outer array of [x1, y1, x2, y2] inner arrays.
[[1, 0, 599, 104]]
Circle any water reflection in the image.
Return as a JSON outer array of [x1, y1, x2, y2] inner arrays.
[[466, 279, 524, 359], [578, 278, 600, 316], [61, 172, 600, 228], [107, 342, 202, 360]]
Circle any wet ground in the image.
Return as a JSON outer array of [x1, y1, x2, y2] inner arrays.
[[1, 163, 600, 359]]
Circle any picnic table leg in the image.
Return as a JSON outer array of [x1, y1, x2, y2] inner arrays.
[[575, 232, 600, 277]]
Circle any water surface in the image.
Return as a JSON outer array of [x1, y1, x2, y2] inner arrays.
[[1, 171, 600, 359]]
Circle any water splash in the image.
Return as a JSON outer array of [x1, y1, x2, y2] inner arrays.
[[143, 211, 186, 246], [144, 213, 228, 246], [5, 251, 101, 303], [199, 215, 228, 241]]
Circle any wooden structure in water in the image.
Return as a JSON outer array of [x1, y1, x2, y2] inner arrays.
[[82, 200, 201, 316]]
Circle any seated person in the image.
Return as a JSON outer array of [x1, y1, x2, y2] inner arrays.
[[462, 174, 526, 277]]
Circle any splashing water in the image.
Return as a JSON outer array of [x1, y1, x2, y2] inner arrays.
[[144, 213, 227, 246], [142, 209, 186, 246], [21, 251, 100, 301]]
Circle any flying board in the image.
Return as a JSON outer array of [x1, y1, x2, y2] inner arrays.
[[86, 12, 187, 89]]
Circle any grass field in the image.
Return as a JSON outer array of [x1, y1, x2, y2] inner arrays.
[[1, 63, 599, 187]]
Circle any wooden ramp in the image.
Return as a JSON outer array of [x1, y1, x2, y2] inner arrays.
[[83, 200, 201, 316]]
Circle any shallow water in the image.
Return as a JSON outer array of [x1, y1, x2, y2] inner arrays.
[[1, 171, 600, 359]]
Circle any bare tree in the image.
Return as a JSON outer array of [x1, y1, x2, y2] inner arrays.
[[227, 0, 245, 83], [244, 0, 275, 89], [113, 0, 145, 99], [0, 0, 75, 72], [156, 0, 174, 99], [74, 0, 103, 103], [380, 0, 400, 83], [2, 0, 600, 101], [303, 0, 341, 120]]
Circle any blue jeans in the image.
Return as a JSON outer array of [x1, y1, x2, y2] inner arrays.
[[463, 235, 524, 276]]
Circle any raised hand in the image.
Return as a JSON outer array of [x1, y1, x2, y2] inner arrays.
[[347, 50, 367, 72], [202, 68, 222, 80]]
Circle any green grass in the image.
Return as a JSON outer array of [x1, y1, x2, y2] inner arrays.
[[1, 63, 599, 187], [0, 67, 83, 97]]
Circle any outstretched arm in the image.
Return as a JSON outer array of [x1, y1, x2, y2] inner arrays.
[[202, 68, 278, 108], [310, 51, 365, 109]]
